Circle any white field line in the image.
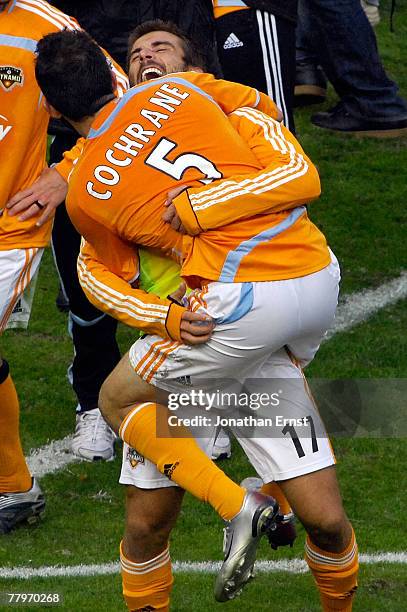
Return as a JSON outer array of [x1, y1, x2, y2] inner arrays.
[[324, 271, 407, 340], [1, 553, 406, 580], [25, 272, 407, 479], [26, 436, 77, 478]]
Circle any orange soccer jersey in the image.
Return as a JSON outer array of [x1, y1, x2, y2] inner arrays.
[[0, 0, 127, 250], [68, 72, 329, 285]]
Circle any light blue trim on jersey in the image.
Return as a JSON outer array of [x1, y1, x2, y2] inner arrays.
[[216, 0, 248, 7], [88, 76, 221, 140], [7, 1, 17, 13], [217, 282, 253, 325], [69, 311, 106, 327], [0, 34, 37, 53], [219, 206, 306, 282]]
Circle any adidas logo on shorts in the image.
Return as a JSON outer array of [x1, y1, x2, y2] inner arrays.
[[223, 33, 244, 49]]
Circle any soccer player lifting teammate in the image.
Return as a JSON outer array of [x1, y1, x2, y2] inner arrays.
[[34, 25, 358, 611]]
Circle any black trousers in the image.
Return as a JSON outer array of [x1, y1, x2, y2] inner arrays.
[[215, 9, 296, 132], [50, 133, 121, 413]]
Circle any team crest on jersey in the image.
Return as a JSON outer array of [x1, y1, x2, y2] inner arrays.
[[0, 66, 24, 91], [126, 447, 144, 468]]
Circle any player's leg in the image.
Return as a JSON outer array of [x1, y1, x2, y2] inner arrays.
[[121, 479, 184, 610], [100, 353, 247, 521], [116, 391, 267, 611], [236, 347, 357, 610], [0, 248, 45, 534], [284, 256, 357, 611], [0, 355, 31, 494], [280, 468, 358, 612]]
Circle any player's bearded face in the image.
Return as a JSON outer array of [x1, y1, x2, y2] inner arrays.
[[129, 31, 188, 86]]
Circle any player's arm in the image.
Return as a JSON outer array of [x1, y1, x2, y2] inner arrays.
[[171, 107, 321, 235], [78, 239, 185, 340], [181, 71, 282, 121], [78, 240, 213, 344]]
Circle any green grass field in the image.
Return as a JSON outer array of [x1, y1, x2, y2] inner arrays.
[[1, 5, 407, 610]]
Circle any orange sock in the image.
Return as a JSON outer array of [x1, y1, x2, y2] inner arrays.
[[261, 482, 291, 515], [120, 541, 173, 611], [119, 402, 245, 520], [0, 361, 31, 493], [305, 529, 358, 611]]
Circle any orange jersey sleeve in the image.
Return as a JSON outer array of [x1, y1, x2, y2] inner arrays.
[[173, 106, 321, 234], [78, 239, 185, 341], [181, 71, 282, 121]]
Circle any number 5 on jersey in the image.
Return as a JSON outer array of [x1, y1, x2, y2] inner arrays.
[[145, 137, 222, 184]]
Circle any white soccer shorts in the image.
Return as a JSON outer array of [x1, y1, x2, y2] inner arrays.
[[0, 247, 44, 333], [120, 252, 340, 488]]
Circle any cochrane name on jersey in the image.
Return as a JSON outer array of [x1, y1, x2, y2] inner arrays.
[[87, 81, 190, 201], [167, 415, 311, 428]]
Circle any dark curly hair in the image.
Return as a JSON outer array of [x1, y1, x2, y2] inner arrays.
[[35, 30, 115, 121]]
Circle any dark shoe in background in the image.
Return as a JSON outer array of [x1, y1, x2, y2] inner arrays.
[[311, 102, 407, 137], [268, 512, 297, 550], [294, 63, 327, 107]]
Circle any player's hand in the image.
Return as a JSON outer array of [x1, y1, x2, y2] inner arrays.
[[169, 282, 214, 344], [6, 167, 68, 226], [162, 185, 191, 234], [162, 202, 187, 234], [180, 310, 215, 345]]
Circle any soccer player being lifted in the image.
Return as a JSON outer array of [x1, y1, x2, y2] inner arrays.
[[34, 25, 358, 612]]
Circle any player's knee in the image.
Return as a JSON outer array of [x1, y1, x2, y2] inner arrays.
[[99, 378, 117, 426], [306, 513, 351, 552], [125, 510, 172, 559]]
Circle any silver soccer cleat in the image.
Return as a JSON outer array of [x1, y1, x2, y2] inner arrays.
[[0, 478, 45, 535], [214, 491, 279, 602], [240, 477, 297, 549]]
